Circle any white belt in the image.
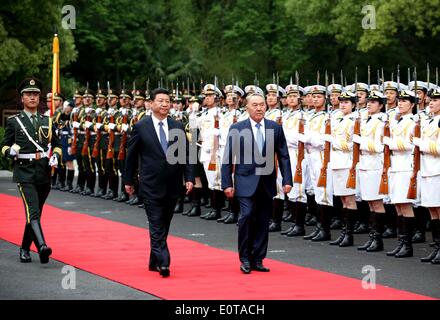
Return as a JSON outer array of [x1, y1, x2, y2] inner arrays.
[[17, 152, 48, 159], [60, 132, 70, 136]]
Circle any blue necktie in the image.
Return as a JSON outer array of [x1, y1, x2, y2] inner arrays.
[[256, 123, 264, 154], [159, 121, 167, 154]]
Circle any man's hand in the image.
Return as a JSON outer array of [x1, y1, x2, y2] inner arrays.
[[125, 184, 135, 196], [224, 187, 235, 199], [283, 185, 292, 194], [185, 182, 194, 195]]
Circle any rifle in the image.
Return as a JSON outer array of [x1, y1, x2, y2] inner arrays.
[[317, 72, 331, 188], [70, 109, 79, 155], [106, 112, 115, 159], [379, 72, 390, 195], [294, 71, 305, 184], [346, 67, 360, 189], [92, 110, 102, 158], [81, 109, 92, 156], [117, 111, 129, 160], [208, 111, 220, 171], [407, 67, 421, 199]]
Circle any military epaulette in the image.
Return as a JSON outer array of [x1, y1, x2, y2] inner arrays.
[[7, 113, 19, 119]]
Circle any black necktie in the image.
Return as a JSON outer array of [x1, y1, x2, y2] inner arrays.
[[366, 116, 372, 123], [31, 114, 38, 130]]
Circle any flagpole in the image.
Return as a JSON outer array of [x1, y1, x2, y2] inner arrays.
[[51, 33, 60, 117]]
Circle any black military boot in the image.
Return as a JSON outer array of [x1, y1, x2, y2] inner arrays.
[[354, 201, 370, 234], [269, 198, 284, 232], [366, 213, 385, 252], [218, 199, 232, 222], [358, 213, 374, 251], [330, 196, 343, 230], [339, 208, 356, 247], [30, 220, 52, 264], [312, 205, 331, 241], [19, 224, 33, 263], [395, 217, 414, 258], [431, 219, 440, 264], [386, 216, 404, 256], [206, 191, 224, 220], [286, 202, 306, 237], [61, 170, 75, 192], [421, 220, 439, 262], [186, 188, 202, 217], [330, 207, 348, 246], [305, 194, 318, 226], [412, 206, 427, 243], [129, 196, 140, 206], [173, 188, 185, 214], [382, 204, 397, 238]]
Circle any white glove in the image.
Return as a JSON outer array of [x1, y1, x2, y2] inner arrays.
[[352, 134, 362, 144], [108, 123, 116, 130], [412, 137, 421, 147], [170, 108, 176, 115], [323, 134, 333, 143], [96, 123, 103, 130], [9, 144, 20, 157], [95, 108, 102, 114], [212, 128, 220, 136], [85, 107, 93, 114], [132, 109, 138, 116], [49, 154, 58, 167], [121, 124, 129, 132], [121, 108, 127, 116], [85, 121, 93, 129], [72, 121, 80, 129], [72, 107, 78, 114], [68, 147, 72, 155], [382, 136, 391, 146], [297, 133, 309, 143], [107, 108, 114, 115]]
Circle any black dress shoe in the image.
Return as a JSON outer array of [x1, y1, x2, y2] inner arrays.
[[38, 245, 52, 264], [305, 215, 317, 226], [19, 248, 32, 263], [205, 210, 221, 220], [158, 266, 170, 277], [311, 229, 331, 241], [330, 218, 343, 230], [412, 230, 426, 243], [187, 205, 201, 217], [224, 213, 238, 224], [251, 262, 270, 272], [130, 197, 140, 206], [138, 203, 145, 209], [382, 227, 397, 238], [285, 225, 305, 237], [240, 262, 251, 274], [281, 225, 295, 235], [217, 213, 230, 223], [353, 222, 369, 234], [268, 222, 281, 232], [304, 228, 320, 240]]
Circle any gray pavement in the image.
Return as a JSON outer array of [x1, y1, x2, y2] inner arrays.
[[1, 177, 439, 299]]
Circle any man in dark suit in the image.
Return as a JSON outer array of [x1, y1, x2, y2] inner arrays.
[[124, 88, 194, 278], [221, 93, 292, 274]]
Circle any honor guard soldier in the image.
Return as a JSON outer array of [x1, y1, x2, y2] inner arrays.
[[1, 77, 62, 264], [414, 87, 440, 264], [91, 87, 108, 198], [409, 80, 431, 244], [353, 82, 370, 121], [383, 89, 417, 258], [325, 91, 358, 246], [216, 84, 244, 224], [280, 84, 309, 237], [70, 89, 87, 194], [102, 86, 120, 200], [56, 99, 75, 192], [50, 92, 66, 190], [126, 89, 147, 207], [265, 83, 286, 232], [354, 90, 387, 252], [298, 85, 334, 242], [113, 89, 132, 203], [198, 84, 226, 220], [79, 88, 97, 196]]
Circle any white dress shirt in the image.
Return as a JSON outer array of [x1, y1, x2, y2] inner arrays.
[[151, 114, 169, 142], [249, 117, 266, 142]]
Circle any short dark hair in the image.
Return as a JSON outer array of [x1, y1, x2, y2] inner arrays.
[[151, 88, 170, 101]]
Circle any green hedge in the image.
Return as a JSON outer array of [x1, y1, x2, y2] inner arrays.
[[0, 127, 13, 171]]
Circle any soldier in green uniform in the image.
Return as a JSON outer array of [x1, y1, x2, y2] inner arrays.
[[50, 92, 65, 190], [1, 77, 62, 264], [70, 89, 86, 194]]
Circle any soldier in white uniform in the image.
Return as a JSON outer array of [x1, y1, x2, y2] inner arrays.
[[217, 85, 243, 224], [299, 85, 334, 242], [353, 91, 387, 252], [325, 91, 358, 247], [351, 82, 371, 235], [414, 87, 440, 264], [409, 81, 431, 244], [302, 86, 318, 227], [279, 84, 308, 237], [198, 84, 226, 220], [265, 84, 287, 232], [382, 81, 400, 239], [383, 90, 417, 258]]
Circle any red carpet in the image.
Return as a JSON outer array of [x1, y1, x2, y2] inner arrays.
[[0, 193, 434, 300]]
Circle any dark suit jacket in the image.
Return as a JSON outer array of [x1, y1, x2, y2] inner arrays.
[[221, 118, 292, 198], [124, 115, 194, 200]]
